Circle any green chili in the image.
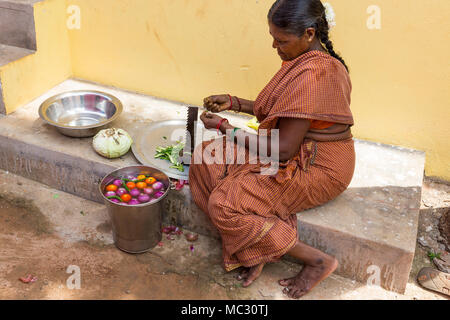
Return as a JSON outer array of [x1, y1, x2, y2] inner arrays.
[[121, 180, 130, 192], [107, 196, 123, 202]]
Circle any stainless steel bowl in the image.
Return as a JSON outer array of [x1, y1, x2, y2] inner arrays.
[[38, 90, 123, 138]]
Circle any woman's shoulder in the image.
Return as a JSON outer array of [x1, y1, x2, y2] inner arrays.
[[296, 50, 348, 76], [288, 51, 351, 90]]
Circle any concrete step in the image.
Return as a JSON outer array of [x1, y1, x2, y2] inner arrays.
[[0, 43, 35, 67], [0, 0, 40, 114], [0, 79, 426, 294], [0, 43, 35, 114], [0, 0, 42, 50]]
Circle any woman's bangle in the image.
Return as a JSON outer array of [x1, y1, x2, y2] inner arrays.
[[217, 118, 229, 135], [227, 95, 233, 111], [234, 97, 242, 113], [230, 127, 240, 141]]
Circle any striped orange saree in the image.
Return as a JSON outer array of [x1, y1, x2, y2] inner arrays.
[[189, 50, 355, 272]]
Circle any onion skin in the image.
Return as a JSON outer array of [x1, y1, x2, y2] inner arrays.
[[138, 194, 150, 203], [129, 188, 140, 197], [185, 233, 198, 242], [109, 198, 120, 203]]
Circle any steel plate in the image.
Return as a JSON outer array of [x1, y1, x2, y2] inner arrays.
[[131, 120, 216, 180]]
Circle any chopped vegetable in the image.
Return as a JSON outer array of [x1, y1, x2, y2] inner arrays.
[[185, 233, 199, 242], [154, 141, 185, 172]]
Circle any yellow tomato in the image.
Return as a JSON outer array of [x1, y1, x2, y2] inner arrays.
[[136, 182, 147, 189], [145, 177, 156, 185]]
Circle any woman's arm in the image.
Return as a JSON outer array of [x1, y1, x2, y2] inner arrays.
[[231, 97, 255, 115], [220, 117, 310, 162], [204, 95, 255, 116]]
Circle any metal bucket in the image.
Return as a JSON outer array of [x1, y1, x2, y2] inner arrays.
[[99, 165, 170, 253]]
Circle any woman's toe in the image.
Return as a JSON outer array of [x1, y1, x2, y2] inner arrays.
[[288, 289, 300, 299], [292, 289, 307, 299], [278, 279, 292, 287]]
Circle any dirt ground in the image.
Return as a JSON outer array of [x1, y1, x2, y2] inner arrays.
[[0, 174, 448, 300], [0, 196, 230, 300]]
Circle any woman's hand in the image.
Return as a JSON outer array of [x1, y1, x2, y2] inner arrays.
[[200, 111, 226, 130], [203, 95, 231, 113]]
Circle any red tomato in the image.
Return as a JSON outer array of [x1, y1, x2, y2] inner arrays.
[[126, 182, 136, 189], [121, 194, 132, 202], [106, 184, 118, 192]]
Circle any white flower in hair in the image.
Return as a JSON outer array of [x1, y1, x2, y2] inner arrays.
[[323, 2, 336, 29]]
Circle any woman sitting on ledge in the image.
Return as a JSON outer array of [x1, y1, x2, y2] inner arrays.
[[189, 0, 355, 299]]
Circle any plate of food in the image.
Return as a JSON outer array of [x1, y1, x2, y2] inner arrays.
[[131, 119, 216, 180]]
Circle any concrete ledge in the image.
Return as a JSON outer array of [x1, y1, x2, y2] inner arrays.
[[297, 186, 421, 293], [0, 79, 425, 294], [0, 78, 5, 115], [0, 0, 38, 50], [0, 43, 35, 67]]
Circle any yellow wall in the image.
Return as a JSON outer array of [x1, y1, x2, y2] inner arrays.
[[2, 0, 449, 180], [67, 0, 450, 180], [68, 0, 279, 105], [330, 0, 450, 181], [0, 0, 72, 113]]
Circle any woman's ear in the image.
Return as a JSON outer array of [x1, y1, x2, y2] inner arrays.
[[305, 27, 316, 42]]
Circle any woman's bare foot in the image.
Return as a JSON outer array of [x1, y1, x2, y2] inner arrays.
[[279, 258, 338, 299], [236, 264, 265, 287]]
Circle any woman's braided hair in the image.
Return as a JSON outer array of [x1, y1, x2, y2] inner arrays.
[[268, 0, 349, 72]]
